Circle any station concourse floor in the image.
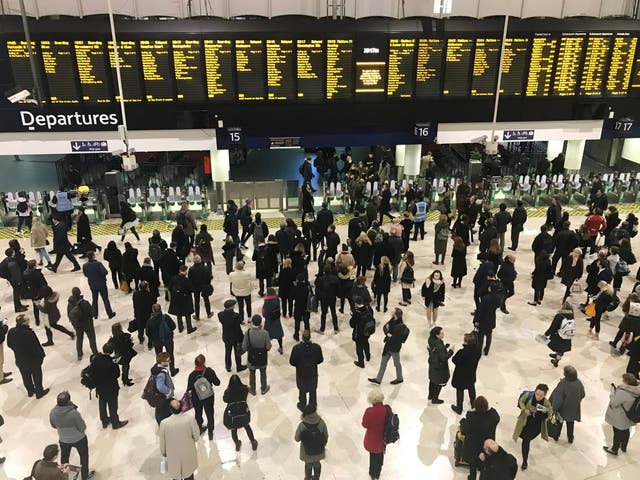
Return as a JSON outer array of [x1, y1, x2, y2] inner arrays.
[[0, 211, 639, 480]]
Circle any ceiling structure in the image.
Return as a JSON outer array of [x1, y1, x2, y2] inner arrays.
[[0, 0, 635, 19]]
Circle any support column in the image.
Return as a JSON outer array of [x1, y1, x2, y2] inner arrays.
[[395, 144, 406, 179], [546, 140, 565, 160], [404, 144, 421, 177], [210, 148, 230, 212], [564, 140, 585, 171]]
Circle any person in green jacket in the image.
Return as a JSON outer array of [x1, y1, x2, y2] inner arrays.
[[512, 384, 554, 471], [294, 404, 329, 480]]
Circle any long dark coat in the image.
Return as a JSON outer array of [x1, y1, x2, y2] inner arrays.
[[451, 344, 481, 390]]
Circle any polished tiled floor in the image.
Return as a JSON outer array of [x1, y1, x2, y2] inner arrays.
[[0, 214, 637, 480]]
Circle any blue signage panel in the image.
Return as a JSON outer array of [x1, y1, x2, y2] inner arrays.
[[70, 140, 108, 152], [502, 129, 534, 141]]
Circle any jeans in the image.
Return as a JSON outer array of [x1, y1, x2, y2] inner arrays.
[[304, 461, 321, 480], [60, 436, 89, 480], [374, 351, 402, 382], [52, 249, 80, 270], [355, 338, 371, 364], [249, 367, 267, 392], [194, 289, 211, 318], [455, 386, 476, 411], [19, 365, 44, 396], [298, 387, 317, 409], [434, 252, 445, 264], [240, 224, 251, 245], [477, 329, 493, 354], [91, 285, 114, 317], [235, 295, 252, 323], [75, 326, 98, 358], [413, 221, 425, 241], [401, 288, 411, 302], [319, 300, 338, 331], [369, 452, 384, 479], [612, 427, 630, 452], [194, 398, 214, 435], [224, 342, 243, 371], [35, 247, 51, 264], [98, 390, 120, 426], [17, 215, 32, 232]]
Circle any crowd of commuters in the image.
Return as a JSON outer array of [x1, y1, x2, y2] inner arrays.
[[1, 172, 640, 480]]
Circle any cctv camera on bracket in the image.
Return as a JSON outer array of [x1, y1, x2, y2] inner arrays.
[[5, 87, 37, 104]]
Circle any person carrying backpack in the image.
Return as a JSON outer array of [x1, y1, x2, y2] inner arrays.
[[249, 212, 269, 249], [15, 191, 34, 233], [541, 302, 575, 368], [294, 404, 329, 480], [350, 296, 375, 368], [242, 315, 272, 395], [176, 202, 197, 247], [186, 354, 221, 441], [603, 373, 640, 455], [289, 330, 324, 411], [362, 389, 391, 480], [67, 287, 98, 361]]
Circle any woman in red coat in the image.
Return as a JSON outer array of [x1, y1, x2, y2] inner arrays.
[[362, 389, 388, 480]]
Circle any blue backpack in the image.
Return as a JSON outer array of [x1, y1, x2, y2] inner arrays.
[[517, 390, 533, 408], [383, 405, 400, 445]]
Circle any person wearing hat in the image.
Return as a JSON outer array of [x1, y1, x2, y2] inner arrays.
[[218, 299, 247, 373], [242, 315, 272, 395], [229, 261, 252, 323], [238, 198, 253, 249]]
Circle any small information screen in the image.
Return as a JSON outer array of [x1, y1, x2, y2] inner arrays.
[[172, 39, 205, 103], [443, 38, 472, 96], [74, 40, 111, 103], [415, 38, 444, 98], [235, 39, 266, 101], [296, 39, 325, 101], [41, 40, 80, 104]]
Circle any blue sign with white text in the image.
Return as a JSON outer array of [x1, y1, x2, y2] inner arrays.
[[70, 140, 108, 153], [502, 129, 535, 141]]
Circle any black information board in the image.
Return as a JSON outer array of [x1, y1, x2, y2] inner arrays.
[[526, 35, 557, 96], [471, 38, 500, 97], [326, 39, 353, 100], [415, 38, 444, 98], [443, 38, 472, 96], [6, 40, 37, 92], [140, 40, 173, 102], [387, 38, 416, 99], [41, 40, 80, 104], [296, 39, 324, 101], [552, 34, 585, 96], [204, 39, 235, 101], [606, 34, 637, 96], [74, 40, 111, 103], [172, 39, 205, 103], [500, 38, 528, 96], [108, 40, 144, 102], [580, 34, 611, 96], [266, 39, 296, 101], [236, 39, 266, 101]]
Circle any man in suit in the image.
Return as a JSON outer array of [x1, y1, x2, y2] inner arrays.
[[217, 299, 247, 373], [7, 314, 48, 398], [90, 343, 128, 429], [47, 217, 80, 273], [289, 330, 324, 411]]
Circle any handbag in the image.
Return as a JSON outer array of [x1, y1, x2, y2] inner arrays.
[[120, 279, 130, 293], [570, 279, 584, 293], [585, 301, 596, 317], [180, 391, 193, 412], [202, 283, 214, 296], [127, 318, 138, 333]]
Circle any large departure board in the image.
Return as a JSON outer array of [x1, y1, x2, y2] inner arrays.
[[471, 38, 500, 97], [235, 39, 266, 101], [41, 40, 80, 104], [500, 38, 528, 96], [443, 38, 472, 96], [552, 35, 585, 96], [606, 34, 638, 96], [580, 34, 611, 96], [140, 40, 173, 102], [326, 39, 353, 100], [204, 39, 235, 101], [526, 36, 557, 96], [415, 38, 444, 98], [296, 39, 324, 101], [172, 39, 205, 103], [74, 40, 110, 103], [108, 40, 144, 103], [266, 39, 295, 101], [387, 38, 416, 99], [6, 40, 37, 92]]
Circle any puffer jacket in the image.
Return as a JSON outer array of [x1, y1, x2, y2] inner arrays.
[[605, 383, 640, 430]]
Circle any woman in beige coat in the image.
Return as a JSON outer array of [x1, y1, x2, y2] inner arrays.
[[159, 399, 199, 480], [30, 217, 51, 267]]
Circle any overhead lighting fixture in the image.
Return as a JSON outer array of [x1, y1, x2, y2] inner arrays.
[[433, 0, 453, 15]]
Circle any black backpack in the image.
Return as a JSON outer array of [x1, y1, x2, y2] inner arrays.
[[0, 259, 10, 280], [383, 405, 400, 444], [300, 423, 326, 455], [17, 200, 28, 213], [148, 241, 162, 263], [361, 309, 376, 337], [80, 363, 96, 398], [624, 394, 640, 424], [400, 265, 415, 284], [247, 330, 268, 367]]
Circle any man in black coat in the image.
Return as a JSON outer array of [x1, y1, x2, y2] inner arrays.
[[299, 157, 314, 189], [67, 287, 98, 361], [378, 183, 393, 224], [497, 255, 517, 315], [275, 223, 291, 261], [7, 314, 48, 398], [1, 248, 28, 312], [350, 296, 374, 368], [23, 260, 47, 326], [301, 183, 315, 223], [472, 261, 494, 313], [552, 221, 579, 275], [169, 265, 196, 334], [145, 304, 179, 376], [158, 243, 181, 293], [325, 224, 341, 260], [218, 299, 247, 373], [531, 225, 554, 257], [348, 210, 365, 244], [314, 265, 340, 333], [90, 342, 128, 429], [133, 281, 154, 347], [478, 439, 518, 480], [292, 274, 311, 341], [509, 200, 527, 251], [479, 218, 498, 254], [493, 204, 511, 250], [188, 255, 213, 320], [368, 308, 409, 384], [316, 202, 334, 247], [289, 330, 324, 411], [47, 217, 81, 273], [473, 289, 502, 356]]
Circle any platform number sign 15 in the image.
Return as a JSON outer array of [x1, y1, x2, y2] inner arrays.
[[228, 128, 243, 144]]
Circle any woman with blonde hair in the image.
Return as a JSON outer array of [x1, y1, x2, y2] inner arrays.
[[421, 270, 445, 325], [30, 216, 51, 267], [372, 256, 392, 312], [398, 251, 415, 306], [354, 231, 373, 277]]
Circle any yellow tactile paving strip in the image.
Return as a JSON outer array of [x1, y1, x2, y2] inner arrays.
[[1, 203, 639, 239]]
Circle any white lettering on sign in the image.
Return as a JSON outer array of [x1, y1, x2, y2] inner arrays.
[[19, 111, 119, 131], [363, 47, 380, 54]]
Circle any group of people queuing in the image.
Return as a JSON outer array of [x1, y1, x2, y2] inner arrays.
[[3, 171, 640, 480]]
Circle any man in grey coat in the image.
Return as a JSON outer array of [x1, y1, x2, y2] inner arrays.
[[49, 391, 94, 479], [242, 315, 272, 395]]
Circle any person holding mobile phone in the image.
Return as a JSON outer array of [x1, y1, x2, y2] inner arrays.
[[604, 373, 640, 455]]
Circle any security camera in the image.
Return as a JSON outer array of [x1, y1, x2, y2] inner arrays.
[[470, 135, 488, 144], [7, 89, 31, 103]]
